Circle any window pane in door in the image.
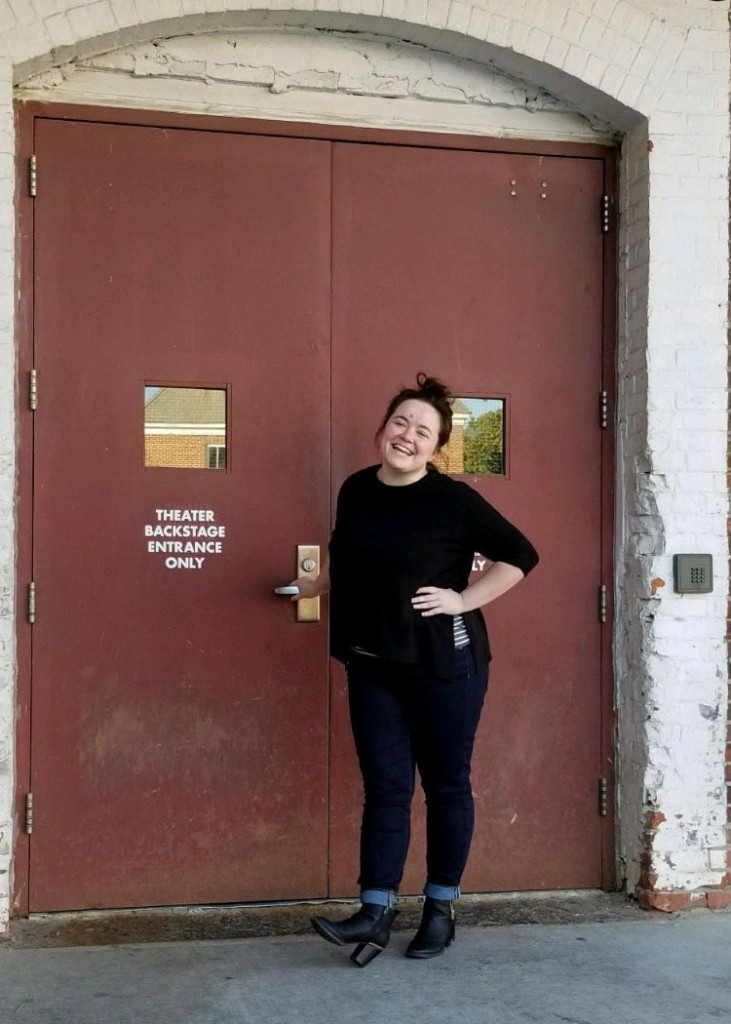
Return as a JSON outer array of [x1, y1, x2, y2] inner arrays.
[[435, 397, 506, 476], [144, 386, 227, 469]]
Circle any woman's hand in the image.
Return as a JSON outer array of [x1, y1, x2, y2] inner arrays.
[[283, 555, 330, 601], [411, 587, 465, 617], [411, 563, 527, 617], [288, 577, 319, 600]]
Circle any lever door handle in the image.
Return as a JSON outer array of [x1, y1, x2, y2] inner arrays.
[[296, 544, 320, 623]]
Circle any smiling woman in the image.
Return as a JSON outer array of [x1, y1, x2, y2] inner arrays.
[[300, 372, 539, 966], [378, 400, 440, 484]]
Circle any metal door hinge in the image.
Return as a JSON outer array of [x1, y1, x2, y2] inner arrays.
[[25, 792, 34, 834], [599, 390, 608, 429], [600, 195, 612, 234], [598, 777, 608, 817], [29, 369, 38, 411], [599, 584, 608, 624], [28, 582, 36, 624], [29, 155, 37, 198]]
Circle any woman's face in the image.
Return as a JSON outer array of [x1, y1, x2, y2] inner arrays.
[[378, 399, 442, 485]]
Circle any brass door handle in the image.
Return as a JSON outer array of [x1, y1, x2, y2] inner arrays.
[[296, 544, 320, 623]]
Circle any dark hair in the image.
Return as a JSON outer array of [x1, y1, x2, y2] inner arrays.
[[376, 372, 454, 451]]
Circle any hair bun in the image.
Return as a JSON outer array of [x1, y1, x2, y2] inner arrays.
[[377, 372, 454, 455], [415, 372, 453, 404]]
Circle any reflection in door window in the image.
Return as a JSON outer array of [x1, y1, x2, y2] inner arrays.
[[434, 397, 506, 476], [207, 444, 226, 470], [144, 387, 227, 469]]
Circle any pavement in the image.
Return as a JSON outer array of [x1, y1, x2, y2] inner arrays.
[[1, 895, 730, 1024]]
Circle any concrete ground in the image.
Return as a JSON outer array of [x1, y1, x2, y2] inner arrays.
[[1, 895, 730, 1024]]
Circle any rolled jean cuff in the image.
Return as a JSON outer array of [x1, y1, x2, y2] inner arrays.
[[425, 883, 460, 901], [360, 888, 398, 908]]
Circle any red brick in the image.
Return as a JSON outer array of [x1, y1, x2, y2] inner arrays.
[[636, 889, 697, 912], [644, 811, 666, 830], [706, 891, 731, 911], [145, 433, 224, 469]]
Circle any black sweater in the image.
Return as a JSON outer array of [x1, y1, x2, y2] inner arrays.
[[329, 466, 539, 680]]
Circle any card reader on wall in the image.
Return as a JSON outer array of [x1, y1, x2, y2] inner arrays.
[[673, 554, 713, 594]]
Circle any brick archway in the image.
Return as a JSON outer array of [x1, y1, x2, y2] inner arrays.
[[1, 1, 729, 929]]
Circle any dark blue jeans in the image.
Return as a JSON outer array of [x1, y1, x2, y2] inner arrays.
[[346, 646, 489, 894]]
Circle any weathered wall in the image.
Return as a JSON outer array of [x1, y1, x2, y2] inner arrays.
[[15, 28, 615, 140], [613, 24, 730, 906], [0, 1, 729, 929]]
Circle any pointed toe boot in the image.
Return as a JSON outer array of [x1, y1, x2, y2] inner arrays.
[[311, 903, 399, 967], [405, 897, 455, 959]]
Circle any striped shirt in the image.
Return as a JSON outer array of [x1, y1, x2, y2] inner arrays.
[[453, 615, 470, 649]]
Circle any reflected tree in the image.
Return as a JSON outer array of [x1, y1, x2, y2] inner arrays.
[[463, 410, 504, 475]]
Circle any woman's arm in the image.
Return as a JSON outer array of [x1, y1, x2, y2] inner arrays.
[[290, 553, 330, 600], [411, 560, 525, 618]]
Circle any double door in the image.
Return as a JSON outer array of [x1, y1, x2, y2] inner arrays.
[[25, 112, 610, 911]]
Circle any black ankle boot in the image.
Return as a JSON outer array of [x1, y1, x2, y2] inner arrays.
[[405, 897, 455, 959], [311, 903, 399, 967]]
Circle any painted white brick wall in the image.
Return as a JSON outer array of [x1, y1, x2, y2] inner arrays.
[[640, 46, 729, 894], [0, 0, 728, 930]]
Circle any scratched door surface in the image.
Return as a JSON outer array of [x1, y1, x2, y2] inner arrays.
[[30, 118, 331, 910], [329, 142, 607, 894], [27, 113, 611, 912]]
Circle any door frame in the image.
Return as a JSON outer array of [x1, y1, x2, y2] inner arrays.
[[13, 100, 617, 918]]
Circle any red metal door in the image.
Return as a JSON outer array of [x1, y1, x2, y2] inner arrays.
[[27, 113, 610, 912], [330, 142, 607, 893], [30, 118, 332, 910]]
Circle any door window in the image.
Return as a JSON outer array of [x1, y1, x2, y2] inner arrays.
[[436, 396, 506, 476], [144, 386, 227, 469]]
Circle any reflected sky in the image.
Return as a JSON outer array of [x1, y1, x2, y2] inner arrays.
[[458, 397, 503, 418]]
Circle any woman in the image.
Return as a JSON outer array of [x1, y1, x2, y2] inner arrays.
[[292, 373, 538, 966]]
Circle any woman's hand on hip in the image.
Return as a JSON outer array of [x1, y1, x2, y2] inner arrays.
[[411, 587, 465, 617]]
